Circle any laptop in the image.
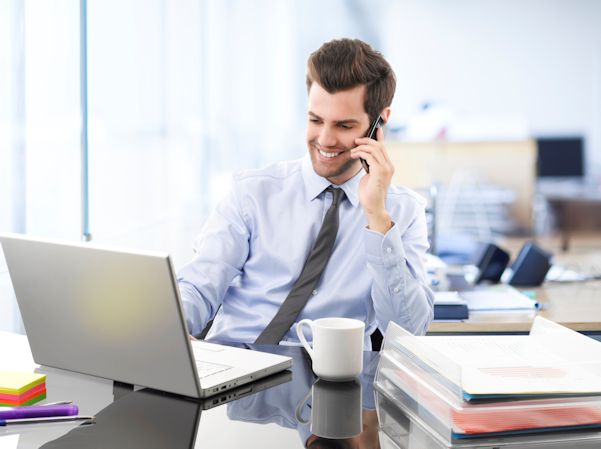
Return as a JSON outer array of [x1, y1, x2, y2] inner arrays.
[[0, 233, 292, 399]]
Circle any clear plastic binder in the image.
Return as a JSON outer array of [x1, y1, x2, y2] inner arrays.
[[374, 317, 601, 442]]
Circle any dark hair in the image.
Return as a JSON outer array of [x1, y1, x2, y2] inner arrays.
[[306, 38, 396, 121]]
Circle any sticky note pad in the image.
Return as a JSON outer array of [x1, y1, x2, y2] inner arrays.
[[0, 372, 46, 396], [0, 372, 46, 406], [0, 382, 47, 406], [0, 372, 46, 407]]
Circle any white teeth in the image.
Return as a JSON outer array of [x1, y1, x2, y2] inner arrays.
[[319, 150, 339, 158]]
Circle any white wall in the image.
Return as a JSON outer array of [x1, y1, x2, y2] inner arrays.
[[383, 0, 601, 176]]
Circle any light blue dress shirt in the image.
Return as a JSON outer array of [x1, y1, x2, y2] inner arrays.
[[177, 155, 434, 348]]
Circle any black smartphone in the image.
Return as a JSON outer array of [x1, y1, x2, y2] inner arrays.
[[360, 116, 384, 173]]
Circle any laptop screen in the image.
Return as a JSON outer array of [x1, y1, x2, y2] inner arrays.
[[0, 234, 201, 398]]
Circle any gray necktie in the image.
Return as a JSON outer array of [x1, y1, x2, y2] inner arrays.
[[255, 186, 345, 344]]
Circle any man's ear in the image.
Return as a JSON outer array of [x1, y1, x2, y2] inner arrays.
[[380, 107, 392, 124]]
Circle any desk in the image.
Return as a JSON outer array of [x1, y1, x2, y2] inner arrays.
[[3, 332, 601, 448], [428, 280, 601, 335], [0, 331, 381, 449]]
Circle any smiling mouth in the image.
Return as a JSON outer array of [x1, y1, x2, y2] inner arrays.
[[317, 149, 342, 158]]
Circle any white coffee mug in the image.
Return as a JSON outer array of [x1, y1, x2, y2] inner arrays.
[[296, 317, 365, 381]]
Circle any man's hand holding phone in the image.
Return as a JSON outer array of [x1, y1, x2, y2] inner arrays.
[[351, 115, 394, 235], [359, 116, 384, 174]]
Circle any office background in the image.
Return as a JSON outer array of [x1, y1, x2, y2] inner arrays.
[[2, 0, 601, 333]]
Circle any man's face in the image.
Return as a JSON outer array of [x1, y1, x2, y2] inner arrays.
[[306, 83, 371, 185]]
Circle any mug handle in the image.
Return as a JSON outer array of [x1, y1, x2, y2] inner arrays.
[[294, 386, 313, 424], [296, 319, 314, 360]]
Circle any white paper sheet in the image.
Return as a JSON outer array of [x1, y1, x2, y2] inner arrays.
[[460, 286, 537, 311], [0, 435, 19, 449]]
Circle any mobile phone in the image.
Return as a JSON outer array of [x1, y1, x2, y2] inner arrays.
[[360, 116, 384, 173]]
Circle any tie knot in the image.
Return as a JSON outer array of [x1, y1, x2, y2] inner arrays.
[[326, 186, 345, 206]]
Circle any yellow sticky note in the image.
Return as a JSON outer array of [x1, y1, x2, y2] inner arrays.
[[0, 372, 46, 395]]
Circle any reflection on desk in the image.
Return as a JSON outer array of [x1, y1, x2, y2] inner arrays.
[[40, 388, 202, 448], [227, 347, 380, 447]]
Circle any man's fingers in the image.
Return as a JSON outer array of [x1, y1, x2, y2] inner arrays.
[[352, 144, 386, 168], [376, 126, 384, 143], [376, 127, 393, 165]]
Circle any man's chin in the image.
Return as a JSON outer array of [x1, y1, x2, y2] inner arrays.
[[310, 155, 358, 183]]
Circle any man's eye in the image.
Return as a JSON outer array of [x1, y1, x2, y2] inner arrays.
[[309, 118, 321, 124], [339, 124, 353, 130]]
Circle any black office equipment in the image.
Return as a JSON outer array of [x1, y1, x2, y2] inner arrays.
[[474, 243, 510, 284], [536, 136, 585, 178], [434, 303, 469, 320], [508, 241, 553, 287]]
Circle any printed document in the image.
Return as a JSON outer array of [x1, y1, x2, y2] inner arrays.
[[395, 317, 601, 399]]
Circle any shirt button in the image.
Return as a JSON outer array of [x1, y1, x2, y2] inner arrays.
[[393, 287, 400, 293], [386, 247, 392, 253], [312, 290, 318, 296]]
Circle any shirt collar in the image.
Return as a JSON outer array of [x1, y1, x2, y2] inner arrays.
[[301, 154, 362, 207]]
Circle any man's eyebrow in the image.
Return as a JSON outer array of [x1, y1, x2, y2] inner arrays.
[[335, 119, 360, 125], [307, 112, 360, 125]]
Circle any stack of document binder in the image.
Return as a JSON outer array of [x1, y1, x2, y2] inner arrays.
[[0, 372, 47, 406], [375, 389, 601, 449], [374, 317, 601, 445]]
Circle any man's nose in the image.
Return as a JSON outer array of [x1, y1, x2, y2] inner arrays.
[[317, 126, 336, 147]]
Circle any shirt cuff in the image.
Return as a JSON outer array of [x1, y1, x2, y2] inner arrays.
[[364, 222, 407, 267], [179, 282, 205, 336]]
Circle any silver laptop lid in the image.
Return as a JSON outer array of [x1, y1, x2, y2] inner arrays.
[[0, 233, 201, 398]]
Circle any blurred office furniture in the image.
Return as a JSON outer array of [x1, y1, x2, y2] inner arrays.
[[437, 173, 515, 240], [534, 135, 599, 251], [428, 247, 601, 338], [534, 135, 601, 250], [427, 275, 601, 337], [426, 184, 438, 255], [414, 185, 439, 255], [545, 193, 601, 251], [536, 136, 585, 180], [388, 140, 537, 237]]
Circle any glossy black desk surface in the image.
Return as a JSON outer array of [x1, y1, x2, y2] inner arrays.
[[2, 344, 379, 449]]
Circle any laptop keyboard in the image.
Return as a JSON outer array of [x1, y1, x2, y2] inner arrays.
[[195, 360, 232, 379], [190, 341, 233, 378]]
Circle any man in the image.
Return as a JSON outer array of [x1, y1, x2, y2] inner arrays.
[[178, 38, 433, 348]]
